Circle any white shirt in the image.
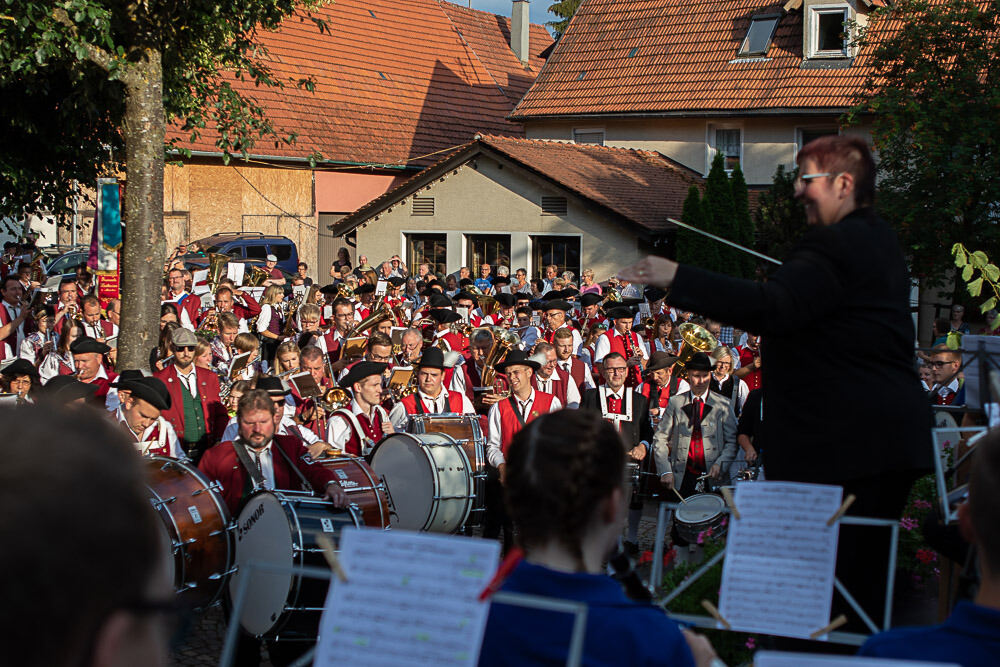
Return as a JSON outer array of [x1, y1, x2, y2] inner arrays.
[[556, 358, 596, 391], [387, 387, 476, 431], [245, 441, 276, 490], [3, 301, 25, 349], [222, 414, 320, 445], [593, 329, 649, 364], [167, 292, 196, 331], [256, 304, 277, 333], [535, 370, 581, 409], [82, 320, 119, 341], [326, 399, 388, 456], [116, 408, 183, 458], [486, 389, 563, 468], [175, 366, 198, 398]]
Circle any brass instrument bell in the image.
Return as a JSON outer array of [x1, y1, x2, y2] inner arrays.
[[670, 322, 719, 377]]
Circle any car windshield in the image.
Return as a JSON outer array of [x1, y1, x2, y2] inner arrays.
[[47, 253, 85, 274], [203, 244, 226, 254]]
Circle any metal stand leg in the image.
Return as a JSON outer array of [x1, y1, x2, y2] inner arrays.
[[649, 501, 670, 589]]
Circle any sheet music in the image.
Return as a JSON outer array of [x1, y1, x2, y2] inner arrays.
[[755, 652, 960, 667], [718, 482, 842, 639], [228, 351, 252, 377], [314, 528, 500, 667], [192, 269, 210, 294], [375, 280, 388, 297], [227, 262, 246, 286], [960, 334, 1000, 409]]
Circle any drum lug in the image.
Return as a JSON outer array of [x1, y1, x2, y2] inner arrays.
[[177, 582, 198, 592], [151, 496, 177, 509], [208, 566, 238, 580], [192, 480, 224, 496]]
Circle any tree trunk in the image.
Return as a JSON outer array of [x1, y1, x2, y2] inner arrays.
[[118, 48, 166, 371]]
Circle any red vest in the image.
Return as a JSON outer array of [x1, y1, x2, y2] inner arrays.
[[0, 301, 21, 360], [531, 371, 569, 407], [401, 391, 465, 415], [122, 419, 172, 457], [601, 329, 641, 360], [498, 391, 556, 456], [561, 357, 588, 391], [334, 408, 385, 456]]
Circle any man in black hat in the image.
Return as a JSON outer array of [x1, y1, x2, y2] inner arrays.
[[575, 292, 606, 332], [114, 375, 182, 458], [384, 276, 407, 309], [427, 307, 467, 353], [491, 292, 517, 328], [638, 351, 690, 428], [43, 374, 99, 406], [352, 283, 376, 320], [325, 361, 393, 457], [1, 358, 39, 403], [69, 336, 116, 405], [388, 348, 475, 431], [540, 299, 583, 353], [652, 352, 738, 499], [484, 349, 562, 550], [594, 306, 647, 387]]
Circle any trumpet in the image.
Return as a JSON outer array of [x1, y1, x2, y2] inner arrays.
[[317, 386, 351, 412], [198, 308, 219, 333]]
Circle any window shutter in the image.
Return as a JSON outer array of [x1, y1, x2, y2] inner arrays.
[[541, 196, 568, 216], [411, 197, 435, 216]]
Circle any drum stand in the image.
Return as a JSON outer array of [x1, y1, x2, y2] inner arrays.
[[648, 500, 901, 646]]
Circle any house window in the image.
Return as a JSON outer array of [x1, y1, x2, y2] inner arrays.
[[715, 128, 741, 172], [411, 197, 434, 216], [738, 14, 780, 57], [407, 233, 447, 276], [541, 196, 568, 216], [467, 234, 511, 276], [532, 236, 581, 280], [573, 129, 605, 146], [798, 127, 839, 149], [810, 6, 849, 57]]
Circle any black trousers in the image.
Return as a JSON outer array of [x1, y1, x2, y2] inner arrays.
[[482, 466, 512, 553]]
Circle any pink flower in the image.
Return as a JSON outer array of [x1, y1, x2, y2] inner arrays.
[[663, 548, 677, 567], [638, 551, 653, 565], [916, 548, 937, 565], [745, 637, 757, 650], [913, 499, 932, 510], [900, 517, 918, 531], [696, 530, 707, 545]]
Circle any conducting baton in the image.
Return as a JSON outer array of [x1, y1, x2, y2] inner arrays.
[[666, 217, 783, 266]]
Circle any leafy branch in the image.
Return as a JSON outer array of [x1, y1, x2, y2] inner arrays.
[[952, 243, 1000, 333]]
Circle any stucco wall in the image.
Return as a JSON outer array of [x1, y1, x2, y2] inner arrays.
[[526, 117, 872, 186], [354, 153, 642, 279]]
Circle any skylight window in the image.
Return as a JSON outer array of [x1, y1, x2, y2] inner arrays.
[[627, 47, 638, 58], [576, 71, 587, 81], [738, 14, 781, 57], [368, 9, 377, 18]]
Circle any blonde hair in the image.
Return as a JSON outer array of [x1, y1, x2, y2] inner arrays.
[[261, 285, 284, 306], [234, 332, 260, 354]]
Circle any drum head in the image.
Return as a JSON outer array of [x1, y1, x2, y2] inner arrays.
[[675, 493, 726, 524], [370, 434, 435, 531], [229, 492, 295, 637]]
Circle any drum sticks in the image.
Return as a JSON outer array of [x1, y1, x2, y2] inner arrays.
[[316, 534, 348, 583]]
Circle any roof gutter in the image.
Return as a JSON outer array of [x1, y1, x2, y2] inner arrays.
[[167, 148, 417, 171], [508, 107, 859, 122]]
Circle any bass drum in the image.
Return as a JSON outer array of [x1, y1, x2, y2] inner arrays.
[[315, 455, 391, 529], [145, 456, 234, 608], [370, 432, 474, 533], [229, 490, 362, 640], [407, 413, 486, 526]]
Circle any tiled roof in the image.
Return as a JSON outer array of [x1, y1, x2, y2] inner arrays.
[[332, 135, 703, 235], [510, 0, 891, 119], [169, 0, 553, 167]]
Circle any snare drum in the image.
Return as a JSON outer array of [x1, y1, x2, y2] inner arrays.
[[229, 490, 362, 639], [407, 413, 486, 526], [674, 493, 728, 544], [315, 455, 391, 529], [145, 456, 234, 608], [370, 432, 474, 533]]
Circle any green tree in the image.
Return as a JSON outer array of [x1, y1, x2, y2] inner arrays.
[[546, 0, 583, 38], [754, 165, 807, 265], [846, 0, 1000, 283], [702, 152, 740, 275], [729, 163, 755, 279], [0, 1, 326, 368], [676, 185, 720, 271]]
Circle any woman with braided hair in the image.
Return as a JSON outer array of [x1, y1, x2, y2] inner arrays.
[[479, 409, 716, 666]]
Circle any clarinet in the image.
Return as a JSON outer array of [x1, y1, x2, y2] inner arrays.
[[623, 331, 642, 387]]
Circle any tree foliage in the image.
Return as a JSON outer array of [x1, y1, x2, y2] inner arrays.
[[546, 0, 583, 38], [729, 163, 755, 279], [754, 164, 807, 265], [846, 0, 1000, 283], [676, 185, 720, 271]]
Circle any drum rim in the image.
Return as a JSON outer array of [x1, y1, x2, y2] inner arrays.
[[675, 493, 726, 523], [318, 456, 390, 530]]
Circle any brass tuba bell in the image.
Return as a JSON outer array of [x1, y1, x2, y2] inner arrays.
[[207, 253, 229, 289], [670, 323, 719, 378]]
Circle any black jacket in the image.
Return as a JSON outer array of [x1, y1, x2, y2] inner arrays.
[[580, 388, 653, 448], [668, 208, 932, 484]]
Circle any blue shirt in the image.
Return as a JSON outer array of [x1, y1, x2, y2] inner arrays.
[[475, 277, 494, 292], [859, 600, 1000, 667], [479, 561, 695, 667]]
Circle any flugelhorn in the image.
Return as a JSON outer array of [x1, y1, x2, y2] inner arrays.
[[670, 322, 719, 378]]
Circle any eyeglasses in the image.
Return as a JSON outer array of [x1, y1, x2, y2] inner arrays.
[[605, 366, 628, 374], [795, 172, 839, 187], [928, 360, 957, 368], [175, 346, 196, 352]]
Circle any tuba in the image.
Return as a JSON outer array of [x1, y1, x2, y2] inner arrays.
[[478, 326, 521, 401], [346, 299, 392, 339], [670, 322, 719, 378], [207, 253, 229, 289], [245, 265, 270, 287]]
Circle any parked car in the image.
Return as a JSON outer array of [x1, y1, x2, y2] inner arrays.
[[195, 233, 299, 275], [43, 249, 89, 290], [183, 257, 295, 295]]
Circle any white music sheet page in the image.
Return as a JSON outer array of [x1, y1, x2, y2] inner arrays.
[[718, 482, 843, 639], [313, 528, 500, 666], [755, 651, 960, 667]]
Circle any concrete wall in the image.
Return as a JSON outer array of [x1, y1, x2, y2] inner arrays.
[[526, 116, 872, 186], [354, 153, 642, 279]]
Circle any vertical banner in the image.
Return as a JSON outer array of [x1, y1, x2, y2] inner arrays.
[[89, 178, 123, 305]]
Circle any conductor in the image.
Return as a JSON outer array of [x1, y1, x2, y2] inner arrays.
[[621, 135, 932, 625]]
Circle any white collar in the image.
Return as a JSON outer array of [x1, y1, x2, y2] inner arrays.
[[605, 386, 626, 400], [350, 397, 380, 420], [418, 388, 447, 402], [514, 389, 535, 405]]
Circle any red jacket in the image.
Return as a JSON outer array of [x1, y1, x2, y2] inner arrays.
[[197, 435, 337, 513], [154, 365, 228, 443], [233, 292, 261, 322]]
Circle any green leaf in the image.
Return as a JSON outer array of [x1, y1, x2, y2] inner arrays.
[[954, 250, 967, 268], [990, 314, 1000, 331], [981, 297, 997, 313], [971, 251, 990, 268], [946, 331, 962, 350], [985, 264, 1000, 282], [961, 264, 974, 282], [968, 277, 984, 297]]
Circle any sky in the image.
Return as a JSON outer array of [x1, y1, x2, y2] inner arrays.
[[463, 0, 559, 29]]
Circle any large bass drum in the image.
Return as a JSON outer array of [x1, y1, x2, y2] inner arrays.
[[315, 455, 391, 529], [145, 456, 235, 608], [369, 432, 474, 533], [228, 490, 362, 640], [407, 413, 486, 526]]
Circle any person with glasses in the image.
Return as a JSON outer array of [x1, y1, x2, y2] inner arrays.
[[709, 348, 748, 416], [154, 327, 228, 462], [927, 344, 965, 406], [623, 135, 932, 629]]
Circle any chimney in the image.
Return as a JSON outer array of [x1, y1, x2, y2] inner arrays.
[[511, 0, 530, 65]]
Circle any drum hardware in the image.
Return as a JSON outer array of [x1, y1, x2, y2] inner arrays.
[[207, 566, 238, 581], [192, 480, 224, 496], [176, 582, 198, 593], [151, 495, 177, 509], [379, 474, 399, 518]]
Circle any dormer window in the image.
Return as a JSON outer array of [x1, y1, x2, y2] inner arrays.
[[739, 14, 781, 57], [809, 5, 850, 58]]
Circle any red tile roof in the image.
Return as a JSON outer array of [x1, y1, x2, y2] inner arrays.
[[510, 0, 891, 119], [169, 0, 553, 167], [332, 135, 703, 236]]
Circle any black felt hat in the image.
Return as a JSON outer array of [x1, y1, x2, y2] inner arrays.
[[417, 347, 448, 370], [1, 359, 39, 381], [686, 352, 714, 372], [256, 375, 291, 397], [69, 336, 110, 355], [495, 349, 540, 373], [580, 293, 603, 308], [118, 377, 172, 411], [605, 306, 634, 321], [428, 308, 462, 324], [44, 375, 98, 401], [338, 361, 387, 390]]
